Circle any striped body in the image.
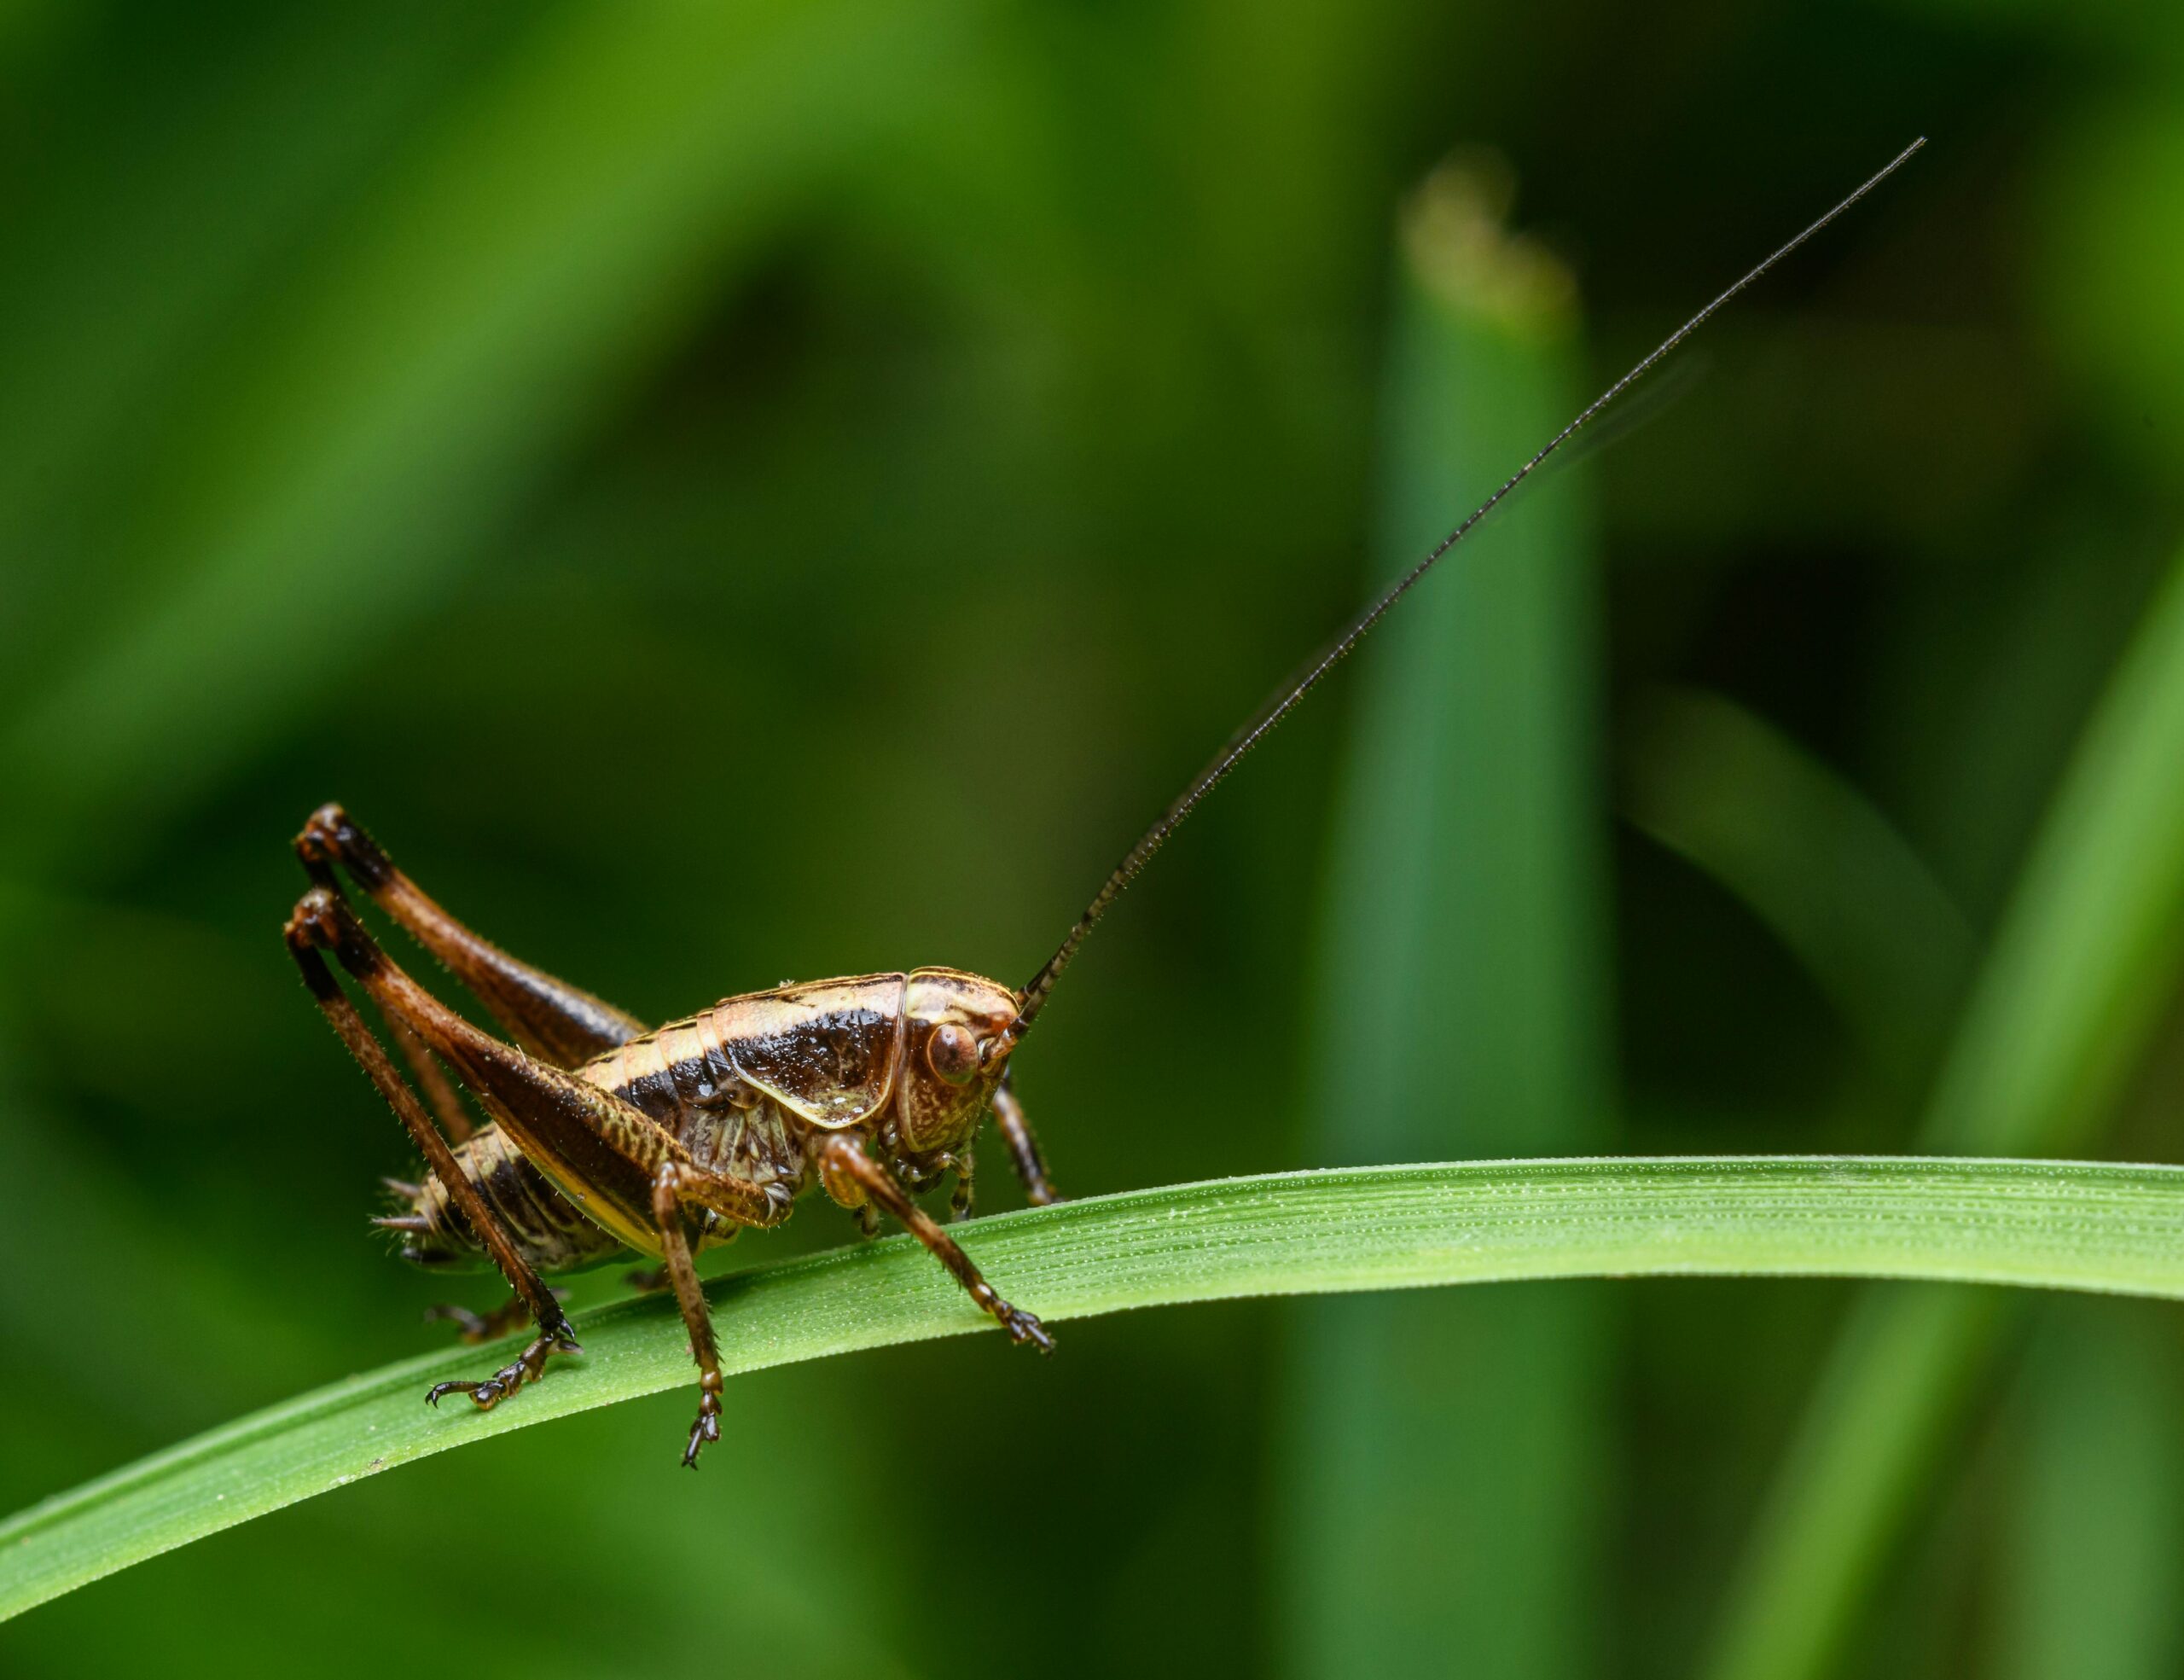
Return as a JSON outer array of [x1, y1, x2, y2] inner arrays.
[[394, 968, 1019, 1272]]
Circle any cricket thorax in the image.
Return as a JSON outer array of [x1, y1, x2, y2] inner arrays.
[[582, 968, 1020, 1166], [584, 1020, 810, 1189]]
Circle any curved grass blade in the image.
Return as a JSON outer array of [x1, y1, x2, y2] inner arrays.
[[9, 1155, 2184, 1625], [1624, 684, 1973, 1082], [1703, 546, 2184, 1680]]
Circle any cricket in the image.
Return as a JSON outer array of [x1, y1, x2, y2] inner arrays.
[[285, 139, 1926, 1468]]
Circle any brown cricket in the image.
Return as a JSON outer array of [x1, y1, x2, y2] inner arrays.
[[286, 140, 1924, 1465]]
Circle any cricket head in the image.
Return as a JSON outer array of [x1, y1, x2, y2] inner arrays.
[[893, 968, 1020, 1154]]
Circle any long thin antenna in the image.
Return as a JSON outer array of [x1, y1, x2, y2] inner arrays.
[[1012, 137, 1926, 1038]]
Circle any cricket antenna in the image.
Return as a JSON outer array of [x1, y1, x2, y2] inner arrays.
[[1010, 137, 1926, 1039]]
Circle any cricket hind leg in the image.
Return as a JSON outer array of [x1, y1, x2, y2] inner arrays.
[[302, 884, 784, 1235], [387, 1017, 473, 1142], [820, 1134, 1053, 1352], [295, 885, 793, 1442], [294, 802, 647, 1067], [386, 1003, 597, 1340], [286, 900, 582, 1406], [295, 810, 660, 1320], [992, 1075, 1060, 1206]]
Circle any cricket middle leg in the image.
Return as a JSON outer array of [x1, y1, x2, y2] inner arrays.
[[650, 1166, 726, 1468], [649, 1160, 804, 1466]]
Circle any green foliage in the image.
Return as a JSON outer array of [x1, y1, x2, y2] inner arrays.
[[1, 0, 2181, 1674], [1702, 544, 2184, 1680]]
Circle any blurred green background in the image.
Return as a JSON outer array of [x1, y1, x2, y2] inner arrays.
[[3, 0, 2184, 1674]]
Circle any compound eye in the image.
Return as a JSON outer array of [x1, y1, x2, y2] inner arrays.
[[927, 1022, 979, 1085]]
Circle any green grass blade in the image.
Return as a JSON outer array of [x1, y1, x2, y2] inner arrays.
[[1280, 164, 1611, 1678], [1995, 1304, 2184, 1680], [1624, 685, 1973, 1080], [1703, 547, 2184, 1680], [9, 1156, 2184, 1625]]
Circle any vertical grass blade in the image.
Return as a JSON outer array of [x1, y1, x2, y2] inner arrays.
[[1275, 161, 1612, 1678], [1703, 548, 2184, 1680], [1995, 1303, 2184, 1680]]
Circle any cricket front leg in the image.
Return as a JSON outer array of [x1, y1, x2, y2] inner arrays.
[[294, 802, 647, 1067], [992, 1075, 1060, 1206], [820, 1134, 1053, 1352], [285, 905, 581, 1405], [949, 1148, 976, 1223]]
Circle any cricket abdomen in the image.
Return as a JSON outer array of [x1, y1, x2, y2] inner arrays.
[[400, 1123, 626, 1273]]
